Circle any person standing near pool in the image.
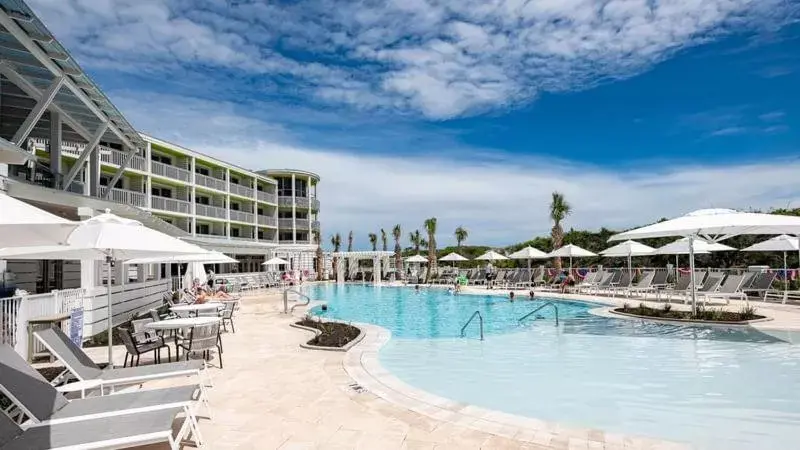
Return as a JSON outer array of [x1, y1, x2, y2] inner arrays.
[[485, 262, 495, 289]]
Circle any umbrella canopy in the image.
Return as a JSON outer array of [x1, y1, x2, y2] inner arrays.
[[0, 138, 33, 164], [600, 240, 655, 257], [508, 246, 549, 259], [439, 253, 468, 262], [0, 194, 77, 247], [741, 234, 800, 252], [263, 257, 290, 266], [654, 237, 735, 255], [475, 250, 509, 261], [183, 262, 208, 291], [125, 251, 237, 265], [0, 210, 209, 364], [548, 244, 597, 258], [405, 254, 428, 263], [610, 208, 800, 241]]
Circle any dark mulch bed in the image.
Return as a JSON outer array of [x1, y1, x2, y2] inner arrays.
[[296, 318, 360, 348], [616, 304, 764, 322]]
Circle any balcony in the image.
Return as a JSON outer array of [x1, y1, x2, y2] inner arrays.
[[230, 235, 256, 242], [256, 190, 277, 204], [278, 218, 294, 228], [295, 218, 310, 228], [195, 232, 227, 240], [195, 204, 227, 219], [151, 161, 191, 183], [229, 183, 253, 198], [295, 197, 309, 208], [257, 215, 277, 227], [311, 220, 320, 231], [311, 198, 320, 211], [195, 173, 226, 191], [294, 239, 311, 245], [151, 196, 191, 214], [98, 187, 146, 208], [230, 210, 254, 223], [30, 138, 147, 172], [278, 196, 292, 207]]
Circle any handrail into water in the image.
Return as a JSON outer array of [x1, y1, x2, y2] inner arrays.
[[283, 288, 312, 314], [460, 310, 484, 340], [518, 302, 559, 326]]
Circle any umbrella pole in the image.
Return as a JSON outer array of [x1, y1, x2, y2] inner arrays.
[[784, 251, 788, 304], [106, 256, 113, 366], [689, 238, 697, 316], [628, 253, 632, 285]]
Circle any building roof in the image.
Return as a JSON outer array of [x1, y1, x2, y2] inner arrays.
[[260, 169, 321, 182], [327, 251, 394, 258], [0, 1, 144, 151]]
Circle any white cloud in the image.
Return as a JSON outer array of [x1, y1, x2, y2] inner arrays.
[[27, 0, 793, 119], [113, 92, 800, 249]]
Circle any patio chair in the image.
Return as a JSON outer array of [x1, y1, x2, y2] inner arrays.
[[529, 267, 546, 287], [0, 345, 203, 439], [117, 326, 171, 367], [177, 323, 223, 369], [742, 271, 778, 302], [219, 301, 237, 333], [33, 328, 209, 393], [0, 404, 196, 450], [621, 271, 655, 298], [699, 273, 747, 304], [685, 273, 725, 305], [657, 273, 693, 302], [574, 270, 603, 293]]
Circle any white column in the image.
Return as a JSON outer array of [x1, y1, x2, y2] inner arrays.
[[190, 157, 196, 235], [49, 111, 62, 187], [337, 257, 344, 284], [88, 143, 100, 197], [374, 255, 382, 286], [291, 173, 296, 244], [307, 175, 312, 243], [78, 207, 97, 289], [225, 168, 231, 238]]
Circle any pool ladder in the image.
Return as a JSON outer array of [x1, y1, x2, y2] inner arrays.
[[518, 302, 559, 326], [460, 310, 484, 340], [283, 288, 312, 314]]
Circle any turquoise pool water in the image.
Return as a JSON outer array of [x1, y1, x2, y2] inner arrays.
[[308, 284, 800, 449]]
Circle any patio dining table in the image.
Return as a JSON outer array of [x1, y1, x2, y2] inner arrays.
[[144, 316, 221, 331], [170, 302, 223, 317]]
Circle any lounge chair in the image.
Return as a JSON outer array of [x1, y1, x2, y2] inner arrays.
[[0, 404, 195, 450], [607, 271, 634, 297], [513, 269, 534, 288], [620, 271, 655, 298], [684, 274, 724, 305], [698, 273, 748, 305], [0, 345, 203, 440], [742, 271, 778, 303], [33, 328, 210, 394], [657, 273, 693, 302], [574, 270, 604, 293]]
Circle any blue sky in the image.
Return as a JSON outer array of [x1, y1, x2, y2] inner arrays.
[[28, 0, 800, 248]]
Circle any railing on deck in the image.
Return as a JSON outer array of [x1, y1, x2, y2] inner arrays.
[[0, 289, 85, 358]]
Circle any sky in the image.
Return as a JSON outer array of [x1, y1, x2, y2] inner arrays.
[[27, 0, 800, 249]]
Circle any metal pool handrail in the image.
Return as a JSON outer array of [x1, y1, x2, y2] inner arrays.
[[284, 288, 311, 314], [460, 310, 484, 340], [518, 302, 559, 326]]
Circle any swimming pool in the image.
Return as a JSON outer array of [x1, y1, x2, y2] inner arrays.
[[308, 284, 800, 449]]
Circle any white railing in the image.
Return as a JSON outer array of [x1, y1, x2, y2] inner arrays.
[[195, 204, 227, 219], [230, 210, 254, 223], [256, 191, 277, 204], [257, 215, 277, 226], [311, 220, 320, 230], [151, 161, 191, 182], [30, 138, 147, 172], [229, 183, 254, 198], [311, 198, 320, 210], [195, 232, 227, 240], [278, 196, 293, 206], [230, 236, 256, 241], [1, 288, 85, 358], [278, 218, 294, 228], [295, 218, 310, 228], [151, 196, 191, 214], [295, 197, 310, 208], [195, 173, 227, 191], [98, 186, 147, 208]]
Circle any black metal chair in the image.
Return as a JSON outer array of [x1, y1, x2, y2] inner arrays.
[[117, 326, 171, 367], [219, 301, 236, 333]]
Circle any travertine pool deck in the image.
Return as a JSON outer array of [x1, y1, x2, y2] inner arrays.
[[78, 284, 800, 449]]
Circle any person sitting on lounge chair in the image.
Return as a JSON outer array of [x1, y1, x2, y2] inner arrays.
[[557, 270, 575, 293]]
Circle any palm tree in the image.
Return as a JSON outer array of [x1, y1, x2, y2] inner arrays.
[[330, 233, 341, 281], [368, 233, 378, 251], [424, 217, 437, 283], [409, 230, 422, 254], [380, 228, 388, 251], [549, 191, 572, 270], [346, 230, 354, 280], [392, 224, 402, 279], [454, 226, 468, 248], [313, 229, 323, 276]]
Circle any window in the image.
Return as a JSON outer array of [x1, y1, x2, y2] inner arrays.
[[258, 231, 264, 240], [151, 154, 172, 165], [256, 184, 263, 192], [151, 187, 172, 198], [196, 224, 210, 235], [277, 177, 292, 196], [230, 203, 240, 211], [279, 231, 294, 241], [295, 211, 308, 219], [296, 232, 308, 241], [230, 176, 239, 185], [196, 166, 210, 176], [231, 228, 240, 237], [99, 176, 122, 189], [257, 207, 265, 216], [195, 195, 209, 205], [294, 178, 307, 197], [278, 210, 293, 219]]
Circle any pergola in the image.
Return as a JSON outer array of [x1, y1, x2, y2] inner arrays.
[[327, 251, 394, 285]]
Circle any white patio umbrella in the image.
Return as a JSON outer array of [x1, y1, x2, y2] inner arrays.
[[508, 246, 548, 270], [742, 235, 800, 302], [405, 254, 428, 263], [439, 252, 468, 268], [125, 251, 237, 265], [263, 257, 290, 266], [0, 194, 77, 247], [0, 137, 33, 164], [0, 211, 210, 363], [475, 250, 509, 261], [610, 208, 800, 313], [652, 237, 714, 283], [183, 262, 208, 291], [548, 244, 596, 269], [600, 240, 655, 282]]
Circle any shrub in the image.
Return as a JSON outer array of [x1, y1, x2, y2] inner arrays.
[[739, 305, 758, 320], [663, 303, 672, 313]]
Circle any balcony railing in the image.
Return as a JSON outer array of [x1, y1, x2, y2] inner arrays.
[[151, 196, 191, 214], [98, 187, 146, 208], [311, 220, 320, 230], [256, 190, 277, 204], [195, 173, 226, 191], [294, 239, 311, 244], [31, 138, 147, 172], [229, 183, 253, 198], [311, 198, 320, 210], [151, 161, 191, 183], [295, 197, 309, 208], [195, 204, 227, 219], [278, 196, 293, 207], [230, 235, 256, 242], [229, 210, 254, 223], [278, 218, 294, 228], [195, 232, 227, 240], [257, 215, 277, 227], [295, 219, 310, 228]]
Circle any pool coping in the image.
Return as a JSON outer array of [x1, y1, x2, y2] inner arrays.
[[342, 319, 689, 449]]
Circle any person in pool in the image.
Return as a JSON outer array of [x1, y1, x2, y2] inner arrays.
[[414, 284, 420, 292], [509, 291, 515, 302], [528, 290, 535, 299]]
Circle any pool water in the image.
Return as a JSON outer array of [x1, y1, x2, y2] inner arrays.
[[308, 284, 800, 449]]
